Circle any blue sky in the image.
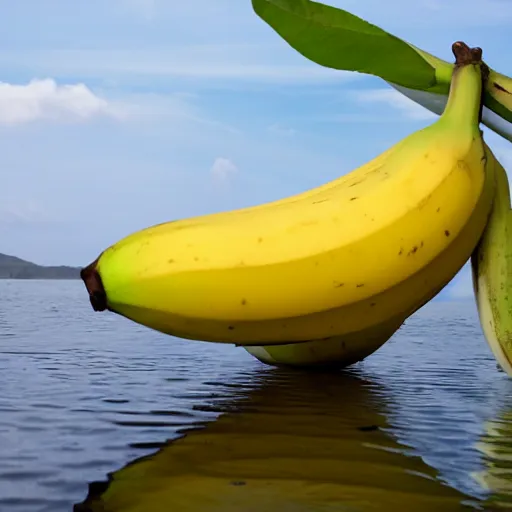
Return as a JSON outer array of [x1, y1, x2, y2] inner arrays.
[[1, 0, 511, 300]]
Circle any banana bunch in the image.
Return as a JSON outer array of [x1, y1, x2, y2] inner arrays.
[[81, 43, 496, 368], [250, 0, 512, 371]]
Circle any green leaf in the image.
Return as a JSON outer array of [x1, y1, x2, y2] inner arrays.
[[252, 0, 437, 89]]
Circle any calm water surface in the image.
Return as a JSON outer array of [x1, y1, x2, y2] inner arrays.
[[2, 280, 512, 511]]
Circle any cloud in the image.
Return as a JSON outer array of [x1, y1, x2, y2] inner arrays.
[[0, 199, 49, 224], [122, 0, 156, 19], [1, 0, 509, 268], [0, 79, 120, 125], [119, 0, 512, 28], [353, 88, 437, 121], [268, 123, 296, 137], [0, 49, 352, 86], [330, 0, 512, 27], [210, 157, 239, 181]]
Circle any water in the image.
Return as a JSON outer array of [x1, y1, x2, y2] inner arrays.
[[1, 280, 512, 511]]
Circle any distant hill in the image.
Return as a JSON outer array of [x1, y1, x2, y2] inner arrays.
[[0, 253, 81, 279]]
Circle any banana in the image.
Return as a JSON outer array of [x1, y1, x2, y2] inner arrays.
[[471, 148, 512, 376], [80, 43, 494, 357], [243, 315, 403, 368]]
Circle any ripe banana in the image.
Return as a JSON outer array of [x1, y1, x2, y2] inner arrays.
[[81, 43, 494, 361], [471, 148, 512, 376]]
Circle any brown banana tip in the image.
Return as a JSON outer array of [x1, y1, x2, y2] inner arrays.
[[452, 41, 483, 66], [80, 257, 108, 312]]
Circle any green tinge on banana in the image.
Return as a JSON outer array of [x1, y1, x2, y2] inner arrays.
[[389, 45, 512, 143], [388, 82, 512, 144], [471, 148, 512, 376]]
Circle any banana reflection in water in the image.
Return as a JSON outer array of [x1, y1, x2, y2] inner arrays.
[[75, 370, 476, 512], [473, 407, 512, 509]]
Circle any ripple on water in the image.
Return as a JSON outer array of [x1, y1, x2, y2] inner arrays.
[[1, 281, 512, 511]]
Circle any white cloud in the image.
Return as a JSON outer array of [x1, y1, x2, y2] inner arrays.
[[210, 157, 238, 181], [0, 200, 49, 224], [0, 79, 120, 125], [330, 0, 512, 27], [268, 123, 296, 136], [119, 0, 512, 28], [354, 88, 437, 121], [122, 0, 156, 19], [0, 47, 355, 86]]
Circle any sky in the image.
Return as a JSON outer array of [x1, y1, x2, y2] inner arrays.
[[1, 0, 511, 301]]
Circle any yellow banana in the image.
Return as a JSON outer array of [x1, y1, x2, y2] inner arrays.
[[81, 43, 494, 357], [247, 136, 495, 367], [471, 148, 512, 376]]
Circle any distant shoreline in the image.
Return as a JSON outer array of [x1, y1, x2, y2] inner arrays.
[[0, 253, 81, 280], [0, 277, 80, 280]]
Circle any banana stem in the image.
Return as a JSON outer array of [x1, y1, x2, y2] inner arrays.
[[439, 41, 484, 128], [81, 256, 108, 312]]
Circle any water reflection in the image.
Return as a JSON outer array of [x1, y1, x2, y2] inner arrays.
[[75, 368, 478, 511], [473, 404, 512, 509]]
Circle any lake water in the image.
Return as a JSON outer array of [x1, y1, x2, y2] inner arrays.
[[2, 280, 512, 511]]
